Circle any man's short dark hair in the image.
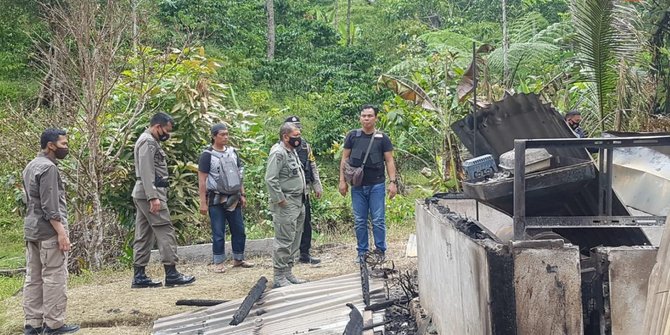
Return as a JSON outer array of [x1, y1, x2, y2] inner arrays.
[[40, 128, 67, 149], [360, 104, 379, 116], [150, 112, 174, 127], [565, 110, 581, 120]]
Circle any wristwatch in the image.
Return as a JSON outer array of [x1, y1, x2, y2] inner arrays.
[[389, 179, 398, 184]]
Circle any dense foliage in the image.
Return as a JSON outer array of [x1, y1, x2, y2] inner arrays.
[[0, 0, 668, 269]]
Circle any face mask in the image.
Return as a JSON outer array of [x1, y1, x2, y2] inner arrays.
[[570, 122, 580, 129], [158, 127, 170, 142], [55, 147, 69, 160], [289, 136, 302, 148]]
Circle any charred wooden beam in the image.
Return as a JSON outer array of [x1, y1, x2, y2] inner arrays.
[[359, 256, 370, 307], [175, 299, 229, 307], [364, 299, 399, 311], [229, 276, 268, 326], [362, 319, 391, 330]]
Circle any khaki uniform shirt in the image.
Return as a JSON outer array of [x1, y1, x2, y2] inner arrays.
[[132, 130, 169, 201], [264, 142, 306, 204], [22, 152, 67, 241]]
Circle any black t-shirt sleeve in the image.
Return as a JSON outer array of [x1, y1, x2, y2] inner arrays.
[[382, 133, 393, 152], [343, 131, 355, 149], [198, 151, 212, 173]]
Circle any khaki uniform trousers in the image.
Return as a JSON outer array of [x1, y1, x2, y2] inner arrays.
[[133, 198, 179, 266], [272, 194, 306, 270], [23, 235, 68, 329]]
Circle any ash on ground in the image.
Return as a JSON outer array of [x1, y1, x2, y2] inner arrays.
[[371, 262, 426, 335]]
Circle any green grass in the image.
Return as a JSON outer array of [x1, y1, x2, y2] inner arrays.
[[0, 216, 24, 269], [0, 276, 22, 301], [0, 215, 25, 303]]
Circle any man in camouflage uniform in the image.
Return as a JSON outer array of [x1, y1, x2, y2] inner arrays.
[[22, 128, 79, 335], [265, 122, 308, 287], [284, 116, 323, 265], [131, 112, 195, 288]]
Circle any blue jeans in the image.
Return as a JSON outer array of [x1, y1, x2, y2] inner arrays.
[[351, 182, 387, 256], [209, 204, 246, 264]]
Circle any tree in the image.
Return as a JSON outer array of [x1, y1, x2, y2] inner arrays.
[[39, 0, 129, 269], [266, 0, 275, 60], [346, 0, 352, 46], [502, 0, 509, 86]]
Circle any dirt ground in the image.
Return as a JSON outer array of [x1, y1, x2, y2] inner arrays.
[[0, 237, 417, 335]]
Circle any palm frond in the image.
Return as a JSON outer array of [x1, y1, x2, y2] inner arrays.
[[570, 0, 619, 132], [508, 12, 549, 43], [386, 57, 430, 77], [418, 30, 479, 54], [531, 21, 574, 45], [488, 42, 559, 73]]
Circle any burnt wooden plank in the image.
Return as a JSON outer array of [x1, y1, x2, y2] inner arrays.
[[175, 299, 229, 306], [229, 276, 267, 326]]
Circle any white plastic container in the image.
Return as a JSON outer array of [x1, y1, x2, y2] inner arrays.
[[499, 148, 552, 175]]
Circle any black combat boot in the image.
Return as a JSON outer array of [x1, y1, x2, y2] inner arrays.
[[164, 264, 196, 287], [23, 325, 42, 335], [42, 324, 80, 334], [131, 266, 162, 288], [299, 253, 321, 265]]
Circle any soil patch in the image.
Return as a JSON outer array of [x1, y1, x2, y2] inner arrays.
[[1, 238, 417, 335]]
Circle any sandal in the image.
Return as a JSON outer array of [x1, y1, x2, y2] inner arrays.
[[233, 260, 255, 268], [209, 263, 226, 273]]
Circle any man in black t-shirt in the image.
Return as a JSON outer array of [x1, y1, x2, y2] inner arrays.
[[338, 105, 397, 261]]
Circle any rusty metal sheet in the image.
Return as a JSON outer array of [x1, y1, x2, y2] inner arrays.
[[152, 273, 386, 335]]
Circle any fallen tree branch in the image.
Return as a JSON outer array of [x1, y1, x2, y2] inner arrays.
[[0, 268, 26, 277]]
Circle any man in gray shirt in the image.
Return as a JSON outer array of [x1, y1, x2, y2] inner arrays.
[[131, 112, 195, 288], [22, 128, 79, 335]]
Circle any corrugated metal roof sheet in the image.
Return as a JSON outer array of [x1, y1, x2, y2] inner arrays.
[[451, 93, 590, 163], [449, 93, 650, 248], [152, 273, 387, 335]]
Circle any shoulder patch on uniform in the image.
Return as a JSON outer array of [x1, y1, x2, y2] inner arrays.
[[374, 133, 383, 138]]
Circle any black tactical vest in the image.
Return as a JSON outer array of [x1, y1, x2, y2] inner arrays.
[[348, 130, 385, 169], [296, 141, 314, 184]]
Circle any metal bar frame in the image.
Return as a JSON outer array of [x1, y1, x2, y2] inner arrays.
[[512, 136, 670, 240], [525, 216, 666, 229]]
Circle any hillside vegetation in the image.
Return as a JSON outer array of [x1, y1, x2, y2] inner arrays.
[[0, 0, 668, 277]]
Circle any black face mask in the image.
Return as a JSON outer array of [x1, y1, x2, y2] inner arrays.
[[55, 147, 69, 160], [289, 136, 302, 148], [158, 127, 170, 142]]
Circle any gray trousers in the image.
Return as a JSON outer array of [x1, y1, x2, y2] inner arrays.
[[23, 235, 68, 329], [272, 194, 305, 270], [133, 198, 179, 266]]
